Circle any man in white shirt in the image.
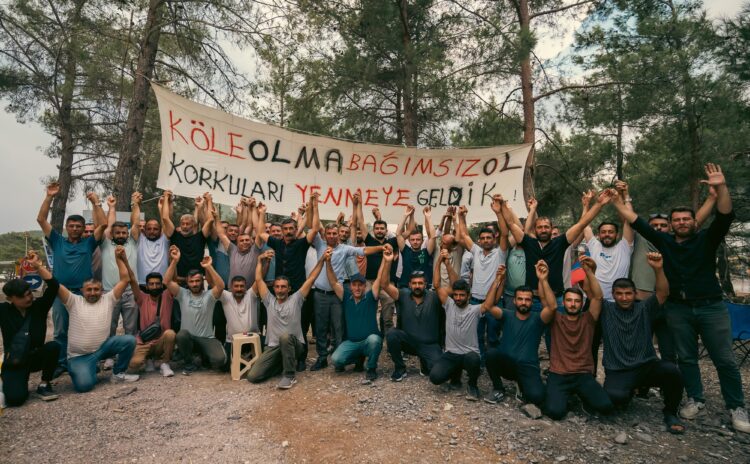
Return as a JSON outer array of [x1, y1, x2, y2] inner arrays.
[[220, 276, 260, 365], [60, 246, 139, 392]]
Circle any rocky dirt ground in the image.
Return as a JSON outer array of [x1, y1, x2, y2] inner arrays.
[[2, 342, 749, 464]]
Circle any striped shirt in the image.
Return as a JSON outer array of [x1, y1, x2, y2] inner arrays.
[[600, 296, 660, 371], [65, 292, 117, 358]]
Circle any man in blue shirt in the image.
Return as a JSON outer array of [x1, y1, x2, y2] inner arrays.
[[36, 182, 105, 374]]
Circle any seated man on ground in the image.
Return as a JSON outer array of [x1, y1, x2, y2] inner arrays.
[[60, 246, 139, 392], [431, 249, 503, 401], [164, 246, 226, 375], [121, 254, 175, 377], [544, 256, 614, 420], [220, 275, 260, 364], [601, 252, 686, 434], [246, 249, 327, 389], [483, 260, 557, 406], [0, 251, 61, 405], [327, 244, 391, 382]]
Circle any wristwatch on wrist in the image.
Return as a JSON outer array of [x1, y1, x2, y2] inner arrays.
[[625, 197, 633, 203]]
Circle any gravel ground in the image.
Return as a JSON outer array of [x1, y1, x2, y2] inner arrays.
[[2, 346, 749, 464]]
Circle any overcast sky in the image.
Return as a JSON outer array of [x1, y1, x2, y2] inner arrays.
[[0, 0, 744, 234]]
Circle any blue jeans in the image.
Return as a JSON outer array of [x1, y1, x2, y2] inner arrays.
[[665, 300, 745, 409], [52, 296, 71, 368], [68, 335, 136, 392], [331, 334, 383, 370]]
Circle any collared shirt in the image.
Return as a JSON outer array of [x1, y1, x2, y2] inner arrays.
[[267, 236, 311, 292], [630, 211, 735, 300], [396, 288, 441, 345], [207, 238, 230, 284], [47, 230, 98, 289], [342, 287, 379, 342], [469, 244, 506, 300], [312, 235, 365, 291]]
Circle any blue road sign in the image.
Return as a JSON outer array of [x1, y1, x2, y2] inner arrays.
[[23, 274, 43, 290]]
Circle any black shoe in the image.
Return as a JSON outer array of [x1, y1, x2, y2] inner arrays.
[[296, 360, 307, 372], [448, 380, 463, 391], [365, 368, 378, 382], [335, 364, 345, 373], [353, 357, 365, 372], [483, 389, 505, 404], [182, 364, 197, 376], [390, 369, 407, 382], [52, 366, 67, 379], [310, 358, 328, 371], [466, 385, 481, 401], [35, 384, 59, 401]]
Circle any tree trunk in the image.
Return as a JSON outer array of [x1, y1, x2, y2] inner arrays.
[[50, 0, 86, 232], [398, 0, 418, 146], [395, 88, 403, 144], [518, 0, 535, 199], [113, 0, 164, 209]]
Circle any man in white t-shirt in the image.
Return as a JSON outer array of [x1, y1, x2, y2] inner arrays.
[[59, 246, 139, 392], [220, 276, 260, 365], [132, 192, 169, 284]]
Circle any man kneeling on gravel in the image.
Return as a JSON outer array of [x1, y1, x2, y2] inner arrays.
[[60, 246, 139, 392], [600, 253, 686, 434], [164, 246, 226, 375], [430, 250, 503, 400], [246, 249, 326, 389], [326, 245, 391, 382]]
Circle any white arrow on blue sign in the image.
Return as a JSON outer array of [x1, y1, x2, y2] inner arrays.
[[23, 274, 43, 290]]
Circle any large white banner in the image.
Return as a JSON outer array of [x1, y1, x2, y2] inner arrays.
[[153, 84, 532, 224]]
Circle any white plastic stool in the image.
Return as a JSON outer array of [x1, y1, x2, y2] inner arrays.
[[230, 333, 262, 380]]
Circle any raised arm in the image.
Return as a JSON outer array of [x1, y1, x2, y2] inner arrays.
[[565, 188, 613, 243], [130, 192, 142, 241], [325, 248, 344, 300], [122, 246, 141, 298], [536, 260, 558, 324], [433, 248, 451, 305], [501, 202, 525, 244], [423, 206, 437, 254], [202, 194, 216, 238], [491, 195, 509, 251], [163, 245, 181, 296], [581, 190, 596, 242], [37, 183, 59, 237], [112, 246, 131, 300], [647, 252, 669, 305], [255, 203, 267, 247], [201, 256, 224, 299], [396, 205, 415, 251], [481, 265, 506, 319], [456, 205, 475, 250], [300, 248, 330, 298], [380, 244, 399, 300], [305, 195, 320, 243], [255, 250, 273, 299], [371, 250, 387, 299], [579, 255, 603, 321], [523, 198, 538, 237], [695, 186, 717, 228], [613, 181, 634, 244], [702, 163, 731, 214], [88, 191, 106, 229], [104, 195, 117, 240], [161, 191, 176, 237]]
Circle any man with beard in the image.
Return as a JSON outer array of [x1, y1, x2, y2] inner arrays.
[[213, 196, 263, 286], [544, 256, 614, 420], [121, 252, 175, 377], [1, 251, 61, 405], [431, 250, 503, 401], [382, 262, 443, 382], [434, 207, 466, 289], [164, 246, 226, 375], [259, 195, 320, 371], [611, 164, 749, 433], [456, 196, 509, 362], [100, 196, 140, 370], [60, 246, 139, 392], [247, 249, 327, 389], [83, 222, 102, 281], [37, 182, 106, 375], [583, 182, 635, 302], [132, 191, 169, 284], [397, 206, 437, 289], [219, 276, 260, 365], [162, 193, 213, 284], [601, 253, 686, 434], [483, 261, 557, 406]]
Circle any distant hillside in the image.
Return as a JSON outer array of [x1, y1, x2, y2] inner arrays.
[[0, 230, 47, 261]]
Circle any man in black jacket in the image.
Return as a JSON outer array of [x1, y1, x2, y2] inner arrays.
[[1, 251, 60, 406]]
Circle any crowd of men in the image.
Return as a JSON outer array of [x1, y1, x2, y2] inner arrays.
[[1, 162, 748, 435]]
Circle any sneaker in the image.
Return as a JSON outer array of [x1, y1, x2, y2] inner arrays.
[[419, 359, 429, 376], [365, 368, 378, 382], [466, 385, 481, 401], [35, 384, 59, 402], [103, 358, 115, 371], [182, 364, 197, 376], [448, 380, 462, 391], [335, 364, 345, 373], [111, 372, 140, 383], [353, 357, 365, 372], [160, 363, 174, 377], [731, 407, 750, 433], [680, 398, 706, 419], [310, 358, 328, 371], [391, 369, 407, 382], [484, 389, 505, 404], [145, 359, 156, 373], [296, 360, 307, 372], [277, 376, 297, 390]]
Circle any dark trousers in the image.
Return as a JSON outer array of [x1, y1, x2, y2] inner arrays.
[[175, 330, 226, 370], [1, 342, 60, 407], [472, 297, 500, 362], [247, 333, 305, 382], [386, 328, 442, 372], [430, 351, 480, 387], [485, 348, 545, 406], [604, 360, 684, 415], [591, 318, 603, 375], [313, 291, 343, 358], [213, 300, 227, 345], [652, 314, 676, 362], [301, 296, 315, 360], [545, 372, 614, 420]]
